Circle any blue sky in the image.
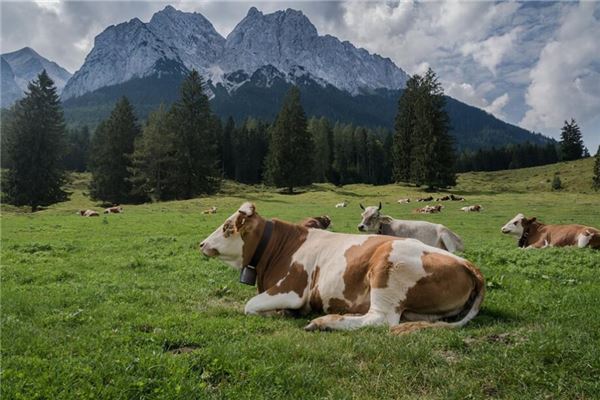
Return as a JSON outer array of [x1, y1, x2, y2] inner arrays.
[[1, 1, 599, 150]]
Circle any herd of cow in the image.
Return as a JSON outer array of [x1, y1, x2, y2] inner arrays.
[[77, 206, 123, 216], [199, 200, 599, 334]]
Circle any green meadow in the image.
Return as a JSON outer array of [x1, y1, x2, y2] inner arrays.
[[2, 159, 599, 399]]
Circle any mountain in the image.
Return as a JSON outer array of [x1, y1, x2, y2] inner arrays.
[[62, 63, 551, 151], [61, 6, 408, 100], [1, 47, 72, 105], [1, 58, 22, 108], [59, 5, 551, 151]]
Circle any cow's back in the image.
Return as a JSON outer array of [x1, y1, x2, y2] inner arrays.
[[385, 220, 445, 247], [543, 224, 596, 246]]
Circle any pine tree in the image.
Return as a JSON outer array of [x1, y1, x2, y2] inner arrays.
[[2, 70, 68, 211], [559, 118, 585, 161], [394, 69, 455, 189], [170, 70, 220, 198], [129, 105, 178, 201], [593, 145, 600, 191], [89, 97, 141, 204], [264, 86, 313, 193]]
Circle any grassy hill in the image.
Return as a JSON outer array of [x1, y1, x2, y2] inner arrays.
[[2, 160, 599, 399], [456, 157, 597, 194]]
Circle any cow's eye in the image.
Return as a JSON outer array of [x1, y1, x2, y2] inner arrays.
[[513, 222, 518, 225]]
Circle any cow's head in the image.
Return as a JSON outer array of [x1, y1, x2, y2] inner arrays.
[[200, 202, 263, 270], [358, 202, 391, 232], [501, 213, 535, 236]]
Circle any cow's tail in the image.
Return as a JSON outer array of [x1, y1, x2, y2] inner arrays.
[[440, 228, 464, 253], [390, 261, 485, 335]]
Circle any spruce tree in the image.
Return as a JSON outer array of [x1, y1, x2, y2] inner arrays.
[[2, 70, 68, 211], [559, 118, 585, 161], [593, 145, 600, 191], [170, 70, 220, 198], [392, 76, 419, 182], [264, 86, 313, 193], [89, 97, 140, 204], [129, 105, 177, 201]]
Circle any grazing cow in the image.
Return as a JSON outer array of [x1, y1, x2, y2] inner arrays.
[[200, 202, 485, 333], [450, 194, 465, 201], [301, 216, 332, 230], [202, 206, 218, 214], [417, 196, 434, 202], [397, 198, 411, 204], [335, 201, 348, 208], [358, 203, 464, 253], [461, 205, 483, 212], [436, 195, 451, 202], [104, 206, 123, 214], [501, 213, 600, 249], [77, 210, 99, 217]]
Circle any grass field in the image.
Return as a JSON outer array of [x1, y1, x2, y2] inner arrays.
[[2, 159, 599, 399]]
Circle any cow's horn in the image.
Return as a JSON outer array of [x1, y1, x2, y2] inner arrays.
[[378, 202, 382, 210], [359, 203, 365, 210]]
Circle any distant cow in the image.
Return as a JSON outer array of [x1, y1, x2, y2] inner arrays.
[[436, 195, 451, 202], [416, 205, 443, 214], [358, 203, 464, 253], [416, 196, 434, 202], [202, 206, 218, 214], [461, 205, 483, 212], [335, 201, 348, 208], [104, 206, 123, 214], [450, 194, 466, 201], [501, 213, 600, 249], [397, 198, 411, 204], [200, 202, 484, 333], [78, 210, 99, 217], [301, 215, 332, 230]]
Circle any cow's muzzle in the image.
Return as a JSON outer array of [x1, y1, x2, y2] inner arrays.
[[199, 241, 220, 257], [357, 224, 366, 232]]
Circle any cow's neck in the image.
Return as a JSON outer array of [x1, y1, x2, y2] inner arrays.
[[253, 219, 309, 293], [518, 222, 542, 247]]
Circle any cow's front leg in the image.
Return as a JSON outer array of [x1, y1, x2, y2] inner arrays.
[[244, 291, 304, 316]]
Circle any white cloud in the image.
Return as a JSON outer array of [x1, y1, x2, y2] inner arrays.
[[445, 81, 509, 119], [461, 27, 522, 74], [521, 2, 600, 145]]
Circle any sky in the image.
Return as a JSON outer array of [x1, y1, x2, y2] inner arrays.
[[1, 0, 599, 150]]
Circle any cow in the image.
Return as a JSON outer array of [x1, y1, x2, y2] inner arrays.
[[77, 210, 99, 217], [415, 205, 443, 214], [397, 198, 411, 204], [202, 206, 218, 214], [416, 196, 434, 202], [461, 205, 483, 212], [450, 194, 466, 201], [436, 195, 451, 202], [301, 215, 332, 230], [335, 201, 348, 208], [104, 206, 123, 214], [358, 203, 464, 253], [199, 202, 485, 334], [501, 213, 600, 249]]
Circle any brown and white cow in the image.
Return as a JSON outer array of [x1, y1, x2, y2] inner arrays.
[[358, 204, 463, 253], [301, 215, 332, 230], [416, 205, 444, 214], [200, 202, 485, 333], [416, 196, 434, 202], [202, 206, 218, 214], [104, 206, 123, 214], [78, 209, 99, 217], [501, 213, 600, 249], [436, 195, 451, 202]]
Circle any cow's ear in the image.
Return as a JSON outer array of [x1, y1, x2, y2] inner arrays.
[[529, 217, 537, 223]]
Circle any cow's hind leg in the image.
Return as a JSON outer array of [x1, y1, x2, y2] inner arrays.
[[304, 287, 403, 331]]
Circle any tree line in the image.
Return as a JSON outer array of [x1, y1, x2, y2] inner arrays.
[[2, 69, 597, 211]]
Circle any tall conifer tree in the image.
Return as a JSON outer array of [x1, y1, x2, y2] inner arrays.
[[593, 145, 600, 191], [264, 86, 313, 193], [559, 119, 585, 161], [2, 70, 68, 211]]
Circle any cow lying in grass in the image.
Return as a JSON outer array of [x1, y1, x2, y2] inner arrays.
[[501, 213, 600, 249], [200, 202, 485, 333], [301, 215, 332, 230], [358, 203, 464, 253], [78, 210, 99, 217]]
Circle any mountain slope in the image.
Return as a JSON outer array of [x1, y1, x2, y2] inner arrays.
[[62, 64, 551, 151], [2, 47, 72, 94], [1, 58, 23, 107]]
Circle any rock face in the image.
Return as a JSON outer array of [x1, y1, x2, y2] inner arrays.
[[61, 6, 409, 100], [1, 47, 72, 106]]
